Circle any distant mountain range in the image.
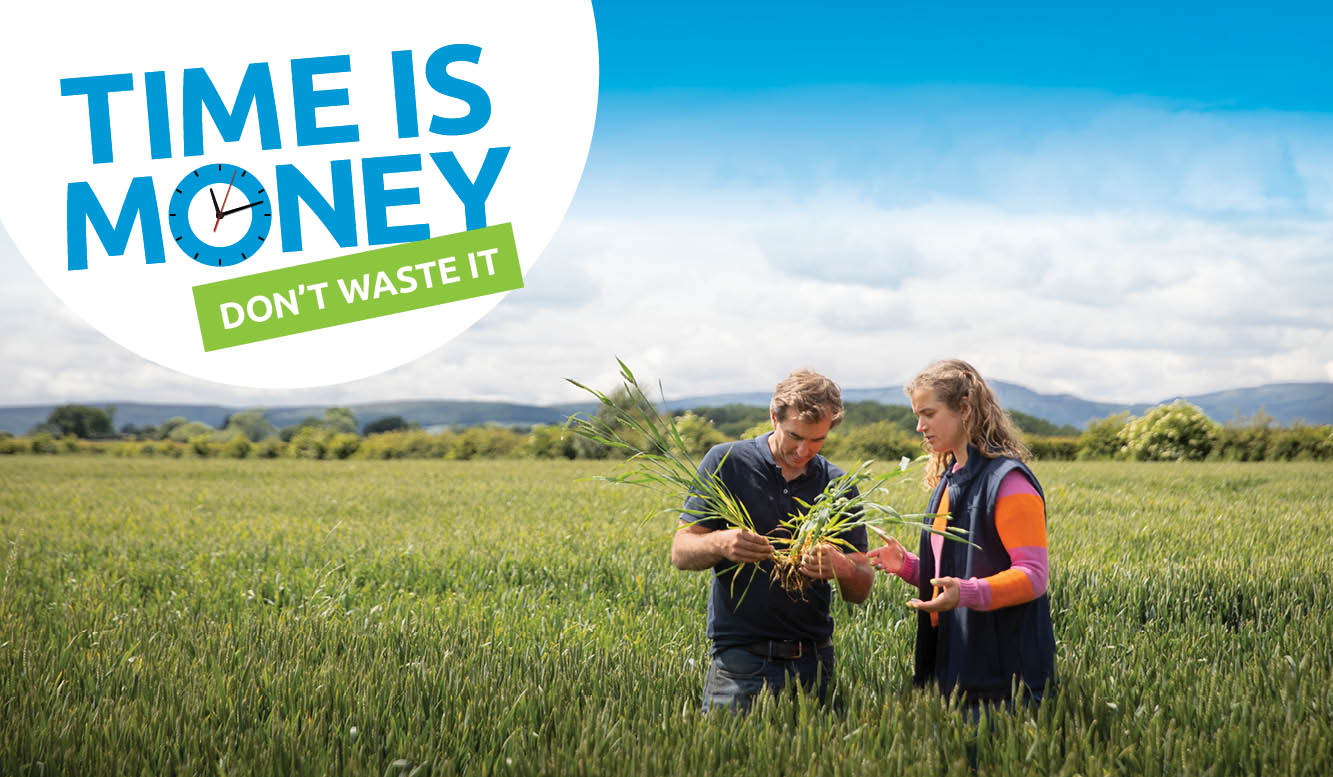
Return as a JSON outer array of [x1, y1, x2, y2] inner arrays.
[[658, 381, 1333, 430], [1, 381, 1328, 436]]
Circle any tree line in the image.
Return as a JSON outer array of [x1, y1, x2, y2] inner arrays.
[[4, 399, 1330, 462]]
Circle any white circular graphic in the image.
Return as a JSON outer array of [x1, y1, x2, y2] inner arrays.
[[0, 1, 597, 388]]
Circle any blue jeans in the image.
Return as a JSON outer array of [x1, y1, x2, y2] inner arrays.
[[701, 644, 835, 713]]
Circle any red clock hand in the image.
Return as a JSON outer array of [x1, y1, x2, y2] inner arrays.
[[213, 169, 237, 233]]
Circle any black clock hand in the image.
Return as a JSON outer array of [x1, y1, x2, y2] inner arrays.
[[219, 199, 265, 217], [209, 188, 221, 218]]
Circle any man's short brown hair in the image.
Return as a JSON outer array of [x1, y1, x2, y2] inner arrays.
[[770, 369, 843, 428]]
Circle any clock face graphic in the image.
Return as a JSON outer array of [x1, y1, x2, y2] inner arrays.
[[167, 163, 271, 267]]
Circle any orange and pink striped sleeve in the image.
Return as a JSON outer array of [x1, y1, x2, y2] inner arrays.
[[956, 470, 1048, 611]]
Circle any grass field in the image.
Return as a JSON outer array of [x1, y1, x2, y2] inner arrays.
[[1, 457, 1330, 776]]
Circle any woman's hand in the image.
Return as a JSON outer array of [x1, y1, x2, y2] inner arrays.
[[867, 536, 907, 576], [909, 577, 961, 612]]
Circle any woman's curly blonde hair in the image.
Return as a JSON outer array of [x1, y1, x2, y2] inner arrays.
[[905, 359, 1029, 487]]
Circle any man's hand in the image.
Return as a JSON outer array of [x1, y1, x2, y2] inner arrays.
[[797, 542, 850, 580], [671, 522, 772, 570], [713, 528, 774, 563], [797, 543, 874, 604], [867, 536, 907, 576], [908, 577, 961, 612]]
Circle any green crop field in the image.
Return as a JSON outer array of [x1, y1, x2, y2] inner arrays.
[[1, 457, 1330, 776]]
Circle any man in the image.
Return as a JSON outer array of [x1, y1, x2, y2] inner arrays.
[[670, 368, 874, 712]]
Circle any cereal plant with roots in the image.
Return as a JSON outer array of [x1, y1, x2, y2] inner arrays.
[[566, 359, 965, 599]]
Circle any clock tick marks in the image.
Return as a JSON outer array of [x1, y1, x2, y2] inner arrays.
[[169, 163, 271, 268]]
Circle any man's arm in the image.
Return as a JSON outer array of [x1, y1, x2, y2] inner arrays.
[[797, 544, 875, 604], [671, 522, 774, 571]]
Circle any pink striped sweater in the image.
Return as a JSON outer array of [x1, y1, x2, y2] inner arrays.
[[894, 469, 1049, 611]]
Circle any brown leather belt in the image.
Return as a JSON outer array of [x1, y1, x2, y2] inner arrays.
[[741, 638, 833, 660]]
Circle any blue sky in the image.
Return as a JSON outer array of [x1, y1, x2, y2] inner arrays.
[[2, 1, 1330, 407], [593, 2, 1331, 108]]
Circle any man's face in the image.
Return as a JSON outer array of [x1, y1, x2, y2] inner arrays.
[[768, 409, 833, 472]]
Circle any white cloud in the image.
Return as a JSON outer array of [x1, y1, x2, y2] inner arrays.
[[4, 86, 1333, 408], [4, 195, 1332, 408]]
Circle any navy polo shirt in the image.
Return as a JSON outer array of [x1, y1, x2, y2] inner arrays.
[[680, 432, 868, 652]]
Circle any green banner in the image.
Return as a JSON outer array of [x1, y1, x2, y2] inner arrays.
[[192, 224, 521, 351]]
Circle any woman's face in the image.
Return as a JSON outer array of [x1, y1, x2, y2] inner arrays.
[[910, 387, 969, 458]]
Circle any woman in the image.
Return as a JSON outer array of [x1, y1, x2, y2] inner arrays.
[[869, 359, 1055, 707]]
